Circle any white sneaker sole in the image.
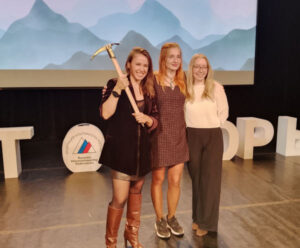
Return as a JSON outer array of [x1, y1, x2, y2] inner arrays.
[[166, 223, 184, 236], [154, 223, 171, 239]]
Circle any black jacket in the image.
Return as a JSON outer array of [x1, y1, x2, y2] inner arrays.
[[99, 78, 158, 177]]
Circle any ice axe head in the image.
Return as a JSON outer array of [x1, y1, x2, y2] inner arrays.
[[90, 43, 120, 60]]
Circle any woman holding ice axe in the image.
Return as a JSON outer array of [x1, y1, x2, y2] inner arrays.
[[94, 46, 158, 248]]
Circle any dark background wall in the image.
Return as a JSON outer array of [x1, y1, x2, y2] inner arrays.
[[0, 0, 300, 171]]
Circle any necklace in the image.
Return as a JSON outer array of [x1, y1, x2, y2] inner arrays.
[[165, 78, 175, 90], [165, 74, 176, 90], [169, 80, 175, 90]]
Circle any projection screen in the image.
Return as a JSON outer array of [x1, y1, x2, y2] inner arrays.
[[0, 0, 257, 88]]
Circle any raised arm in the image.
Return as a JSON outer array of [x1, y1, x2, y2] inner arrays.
[[100, 75, 129, 120]]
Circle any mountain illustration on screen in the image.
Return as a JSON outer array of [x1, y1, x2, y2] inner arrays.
[[90, 0, 202, 48], [45, 27, 253, 71], [0, 29, 4, 39], [195, 27, 256, 70], [240, 58, 254, 70], [0, 0, 107, 69], [45, 31, 162, 70], [195, 34, 225, 49], [156, 33, 225, 64], [0, 0, 255, 71]]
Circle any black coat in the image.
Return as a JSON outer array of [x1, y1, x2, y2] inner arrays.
[[99, 78, 158, 177]]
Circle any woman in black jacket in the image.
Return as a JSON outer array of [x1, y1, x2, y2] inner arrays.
[[99, 47, 158, 248]]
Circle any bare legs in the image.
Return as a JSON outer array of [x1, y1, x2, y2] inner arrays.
[[151, 167, 165, 220], [110, 177, 145, 209], [151, 163, 184, 220], [167, 163, 184, 219]]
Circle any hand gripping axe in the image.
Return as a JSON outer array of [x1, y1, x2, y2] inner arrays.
[[91, 43, 140, 115]]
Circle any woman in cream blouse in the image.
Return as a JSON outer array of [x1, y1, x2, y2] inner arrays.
[[185, 53, 229, 236]]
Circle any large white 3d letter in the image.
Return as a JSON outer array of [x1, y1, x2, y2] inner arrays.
[[221, 121, 239, 160], [276, 116, 300, 156], [236, 117, 274, 159], [0, 127, 34, 178]]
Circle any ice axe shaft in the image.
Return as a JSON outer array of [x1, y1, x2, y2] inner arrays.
[[111, 57, 140, 114], [91, 43, 140, 114]]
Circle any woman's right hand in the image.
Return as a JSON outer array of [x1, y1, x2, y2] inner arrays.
[[115, 74, 129, 91]]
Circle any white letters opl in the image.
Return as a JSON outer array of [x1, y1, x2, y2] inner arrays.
[[236, 117, 274, 159], [276, 116, 300, 156], [221, 121, 239, 160]]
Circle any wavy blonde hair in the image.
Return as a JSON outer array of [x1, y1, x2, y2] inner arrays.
[[156, 42, 186, 96], [186, 53, 214, 102], [125, 47, 155, 98]]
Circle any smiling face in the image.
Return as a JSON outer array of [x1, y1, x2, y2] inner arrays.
[[192, 58, 208, 83], [127, 53, 149, 83], [165, 47, 181, 72]]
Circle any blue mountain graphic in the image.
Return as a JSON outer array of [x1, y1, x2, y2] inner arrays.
[[196, 27, 256, 70], [89, 0, 201, 48], [0, 0, 107, 69]]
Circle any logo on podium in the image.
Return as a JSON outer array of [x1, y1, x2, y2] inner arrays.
[[62, 123, 104, 172]]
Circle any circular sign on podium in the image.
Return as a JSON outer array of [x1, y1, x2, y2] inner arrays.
[[62, 123, 105, 172]]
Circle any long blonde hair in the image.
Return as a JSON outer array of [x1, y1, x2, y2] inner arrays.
[[186, 53, 214, 102], [156, 42, 186, 96]]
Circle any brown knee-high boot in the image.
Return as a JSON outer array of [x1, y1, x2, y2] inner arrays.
[[105, 204, 124, 248], [124, 193, 143, 248]]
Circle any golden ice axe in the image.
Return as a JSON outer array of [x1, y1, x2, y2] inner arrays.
[[91, 43, 143, 124]]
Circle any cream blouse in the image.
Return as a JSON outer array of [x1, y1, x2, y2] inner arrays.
[[184, 81, 229, 128]]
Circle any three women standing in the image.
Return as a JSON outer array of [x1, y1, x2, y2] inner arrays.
[[100, 45, 228, 246], [185, 54, 229, 236]]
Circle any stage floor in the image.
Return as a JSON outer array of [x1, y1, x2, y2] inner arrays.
[[0, 153, 299, 248]]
